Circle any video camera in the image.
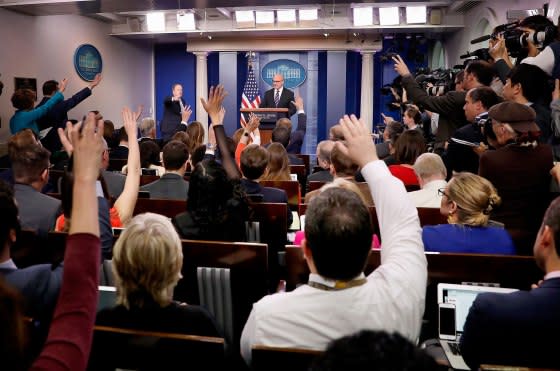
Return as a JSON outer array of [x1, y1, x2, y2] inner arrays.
[[470, 20, 557, 58], [460, 48, 492, 62], [415, 68, 460, 96]]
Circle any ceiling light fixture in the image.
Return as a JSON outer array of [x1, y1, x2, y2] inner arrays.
[[255, 10, 274, 27], [235, 10, 255, 28], [379, 7, 400, 26], [406, 6, 427, 24], [146, 12, 166, 32], [353, 7, 373, 27], [177, 11, 196, 30]]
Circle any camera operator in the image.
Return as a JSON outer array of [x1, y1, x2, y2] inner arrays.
[[393, 55, 495, 152], [489, 15, 559, 82]]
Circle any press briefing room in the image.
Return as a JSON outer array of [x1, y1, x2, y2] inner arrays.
[[1, 0, 560, 370]]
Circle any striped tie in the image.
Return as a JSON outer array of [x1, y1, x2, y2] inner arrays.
[[274, 90, 280, 107]]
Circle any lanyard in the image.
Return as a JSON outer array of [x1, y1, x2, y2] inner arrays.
[[308, 278, 367, 291]]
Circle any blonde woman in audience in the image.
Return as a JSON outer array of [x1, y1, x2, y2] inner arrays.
[[422, 172, 515, 254], [96, 212, 220, 336], [262, 142, 291, 181]]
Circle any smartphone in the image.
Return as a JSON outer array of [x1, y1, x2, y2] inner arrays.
[[439, 302, 457, 340]]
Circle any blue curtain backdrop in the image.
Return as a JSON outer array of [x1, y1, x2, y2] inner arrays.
[[153, 43, 429, 145], [154, 43, 196, 138]]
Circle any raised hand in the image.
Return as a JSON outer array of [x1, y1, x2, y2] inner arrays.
[[122, 107, 139, 141], [90, 74, 102, 89], [291, 96, 304, 111], [247, 113, 260, 132], [553, 79, 560, 101], [58, 78, 68, 93], [381, 113, 393, 125], [335, 114, 378, 168], [70, 115, 104, 183], [58, 121, 75, 156], [182, 105, 193, 122], [201, 85, 228, 124], [392, 55, 411, 77]]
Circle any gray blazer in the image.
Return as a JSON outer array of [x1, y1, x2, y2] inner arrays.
[[140, 173, 189, 200], [14, 183, 61, 237], [101, 169, 126, 199]]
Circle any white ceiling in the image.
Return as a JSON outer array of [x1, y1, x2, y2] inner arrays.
[[0, 0, 482, 42]]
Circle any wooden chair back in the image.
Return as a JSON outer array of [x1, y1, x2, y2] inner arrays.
[[294, 154, 311, 175], [133, 198, 186, 217], [139, 174, 160, 186], [252, 344, 323, 371], [289, 164, 307, 193], [259, 180, 300, 209], [285, 247, 540, 291], [88, 325, 226, 370], [307, 181, 327, 193], [174, 239, 269, 347]]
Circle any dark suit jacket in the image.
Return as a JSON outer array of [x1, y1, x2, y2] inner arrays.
[[241, 178, 292, 226], [286, 113, 307, 154], [0, 263, 63, 320], [140, 173, 189, 200], [262, 88, 296, 118], [442, 122, 484, 177], [36, 88, 92, 130], [37, 88, 93, 152], [401, 74, 467, 143], [531, 102, 552, 143], [14, 184, 61, 237], [288, 154, 304, 166], [307, 169, 333, 183], [461, 277, 560, 369], [109, 145, 129, 160], [160, 96, 187, 141], [101, 169, 126, 199]]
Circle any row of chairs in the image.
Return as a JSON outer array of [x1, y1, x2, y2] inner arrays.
[[17, 230, 543, 370]]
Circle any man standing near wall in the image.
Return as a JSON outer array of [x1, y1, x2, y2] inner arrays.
[[37, 73, 102, 152], [160, 83, 192, 142]]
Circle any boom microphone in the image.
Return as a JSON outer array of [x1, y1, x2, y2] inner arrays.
[[470, 34, 492, 44]]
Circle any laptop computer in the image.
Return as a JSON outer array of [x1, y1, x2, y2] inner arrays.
[[437, 283, 518, 370]]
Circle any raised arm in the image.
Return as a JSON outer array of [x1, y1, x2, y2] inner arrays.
[[201, 85, 241, 180], [336, 114, 426, 287], [31, 115, 102, 371], [24, 79, 67, 122], [114, 107, 140, 225]]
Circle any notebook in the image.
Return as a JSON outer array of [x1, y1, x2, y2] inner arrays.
[[437, 283, 518, 370]]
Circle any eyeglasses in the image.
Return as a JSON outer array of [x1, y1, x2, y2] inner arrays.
[[272, 80, 283, 83], [437, 188, 449, 198]]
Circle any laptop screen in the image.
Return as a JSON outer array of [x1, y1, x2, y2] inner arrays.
[[438, 284, 518, 334]]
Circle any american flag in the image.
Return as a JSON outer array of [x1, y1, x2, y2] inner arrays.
[[240, 63, 261, 125]]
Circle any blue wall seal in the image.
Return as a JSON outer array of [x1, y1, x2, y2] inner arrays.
[[261, 59, 307, 89], [74, 44, 103, 81]]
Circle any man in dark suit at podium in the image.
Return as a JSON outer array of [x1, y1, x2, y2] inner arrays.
[[261, 74, 296, 118], [160, 83, 190, 141]]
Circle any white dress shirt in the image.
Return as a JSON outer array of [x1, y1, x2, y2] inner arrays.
[[408, 179, 447, 208], [240, 160, 427, 364]]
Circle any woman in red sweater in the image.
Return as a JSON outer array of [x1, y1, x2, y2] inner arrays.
[[388, 130, 426, 186]]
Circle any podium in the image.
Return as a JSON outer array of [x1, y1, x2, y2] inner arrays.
[[240, 108, 289, 145]]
